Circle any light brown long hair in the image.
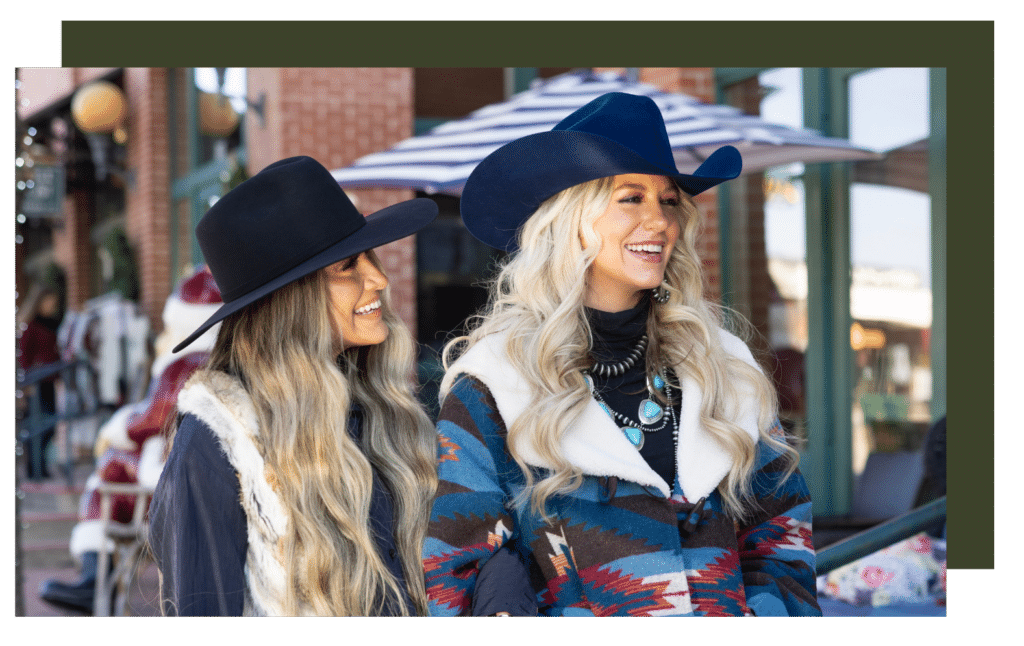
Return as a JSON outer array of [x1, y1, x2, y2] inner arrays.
[[442, 176, 796, 522], [202, 261, 437, 615]]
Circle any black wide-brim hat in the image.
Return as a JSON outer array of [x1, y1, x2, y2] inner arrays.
[[172, 156, 437, 353], [460, 92, 743, 252]]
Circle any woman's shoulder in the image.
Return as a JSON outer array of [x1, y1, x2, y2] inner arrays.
[[443, 373, 500, 414], [715, 326, 756, 364], [178, 369, 249, 408], [440, 332, 514, 394], [176, 369, 259, 439], [439, 374, 511, 433], [162, 413, 239, 491], [447, 331, 509, 370]]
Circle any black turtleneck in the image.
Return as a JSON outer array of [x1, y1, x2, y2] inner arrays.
[[586, 297, 677, 489]]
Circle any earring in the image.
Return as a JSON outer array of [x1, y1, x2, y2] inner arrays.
[[652, 284, 670, 304]]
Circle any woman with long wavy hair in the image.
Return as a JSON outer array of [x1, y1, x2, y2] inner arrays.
[[149, 156, 439, 616], [424, 93, 821, 617]]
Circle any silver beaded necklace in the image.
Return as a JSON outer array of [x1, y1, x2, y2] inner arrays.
[[588, 334, 648, 378]]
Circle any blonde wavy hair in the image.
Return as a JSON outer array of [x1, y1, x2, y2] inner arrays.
[[200, 256, 437, 615], [442, 176, 797, 523]]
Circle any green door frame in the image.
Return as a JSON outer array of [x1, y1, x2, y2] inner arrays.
[[801, 67, 861, 515], [170, 68, 248, 275], [802, 67, 948, 513], [713, 67, 868, 515], [716, 67, 858, 514], [928, 69, 946, 423]]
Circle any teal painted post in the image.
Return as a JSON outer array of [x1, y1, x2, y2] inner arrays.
[[169, 71, 179, 283], [506, 68, 538, 97], [928, 69, 946, 422], [186, 71, 203, 267], [802, 68, 854, 515]]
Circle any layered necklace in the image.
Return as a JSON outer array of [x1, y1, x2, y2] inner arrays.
[[583, 334, 679, 451]]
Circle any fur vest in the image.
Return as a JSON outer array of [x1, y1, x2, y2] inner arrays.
[[176, 371, 309, 616]]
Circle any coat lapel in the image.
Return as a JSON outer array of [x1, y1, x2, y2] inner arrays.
[[445, 328, 761, 501]]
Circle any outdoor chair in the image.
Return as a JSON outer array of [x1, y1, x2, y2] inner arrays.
[[92, 481, 153, 616]]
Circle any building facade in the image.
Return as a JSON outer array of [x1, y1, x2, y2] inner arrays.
[[16, 66, 737, 347], [15, 66, 946, 517]]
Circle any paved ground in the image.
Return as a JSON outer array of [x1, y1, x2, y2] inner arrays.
[[15, 461, 161, 617]]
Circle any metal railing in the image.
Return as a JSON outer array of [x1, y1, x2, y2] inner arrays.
[[815, 496, 946, 574], [16, 358, 109, 487]]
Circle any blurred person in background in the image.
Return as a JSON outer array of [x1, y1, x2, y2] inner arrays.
[[17, 283, 64, 480]]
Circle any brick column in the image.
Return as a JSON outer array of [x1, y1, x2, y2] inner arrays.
[[124, 68, 173, 332], [640, 67, 715, 103], [643, 69, 722, 301], [723, 76, 771, 356], [23, 68, 98, 313], [51, 189, 94, 311]]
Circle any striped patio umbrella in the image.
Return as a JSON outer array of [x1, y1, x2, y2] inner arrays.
[[331, 69, 880, 196]]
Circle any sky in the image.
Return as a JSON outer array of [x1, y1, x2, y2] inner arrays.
[[759, 68, 932, 288]]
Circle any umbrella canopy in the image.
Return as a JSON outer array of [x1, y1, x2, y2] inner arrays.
[[852, 138, 928, 194], [331, 69, 881, 196]]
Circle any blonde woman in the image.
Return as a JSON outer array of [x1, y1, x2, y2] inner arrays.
[[425, 93, 821, 617], [149, 157, 439, 616]]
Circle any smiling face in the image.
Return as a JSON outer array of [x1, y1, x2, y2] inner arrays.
[[583, 174, 683, 312], [325, 249, 390, 350]]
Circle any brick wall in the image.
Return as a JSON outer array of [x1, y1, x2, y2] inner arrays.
[[51, 190, 93, 311], [640, 67, 715, 103], [124, 68, 173, 331], [723, 76, 771, 356]]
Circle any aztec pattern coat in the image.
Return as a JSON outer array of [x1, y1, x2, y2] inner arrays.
[[424, 329, 821, 616]]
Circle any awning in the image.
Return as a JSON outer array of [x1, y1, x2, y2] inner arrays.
[[332, 69, 881, 196]]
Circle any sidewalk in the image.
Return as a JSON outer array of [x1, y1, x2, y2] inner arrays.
[[15, 460, 161, 617]]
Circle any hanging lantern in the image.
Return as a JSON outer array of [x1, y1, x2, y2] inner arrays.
[[71, 81, 127, 134], [71, 81, 129, 181], [198, 91, 240, 137]]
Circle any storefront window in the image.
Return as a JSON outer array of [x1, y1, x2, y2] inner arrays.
[[758, 68, 932, 481], [170, 68, 247, 281], [848, 68, 932, 472]]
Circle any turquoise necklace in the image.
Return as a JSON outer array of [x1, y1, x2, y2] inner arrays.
[[584, 370, 677, 451]]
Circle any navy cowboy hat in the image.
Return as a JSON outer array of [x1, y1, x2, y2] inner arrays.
[[173, 155, 437, 352], [460, 91, 743, 252]]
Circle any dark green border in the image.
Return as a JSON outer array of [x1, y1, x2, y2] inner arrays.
[[62, 20, 995, 569]]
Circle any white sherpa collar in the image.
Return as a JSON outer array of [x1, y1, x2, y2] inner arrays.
[[444, 329, 761, 500]]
